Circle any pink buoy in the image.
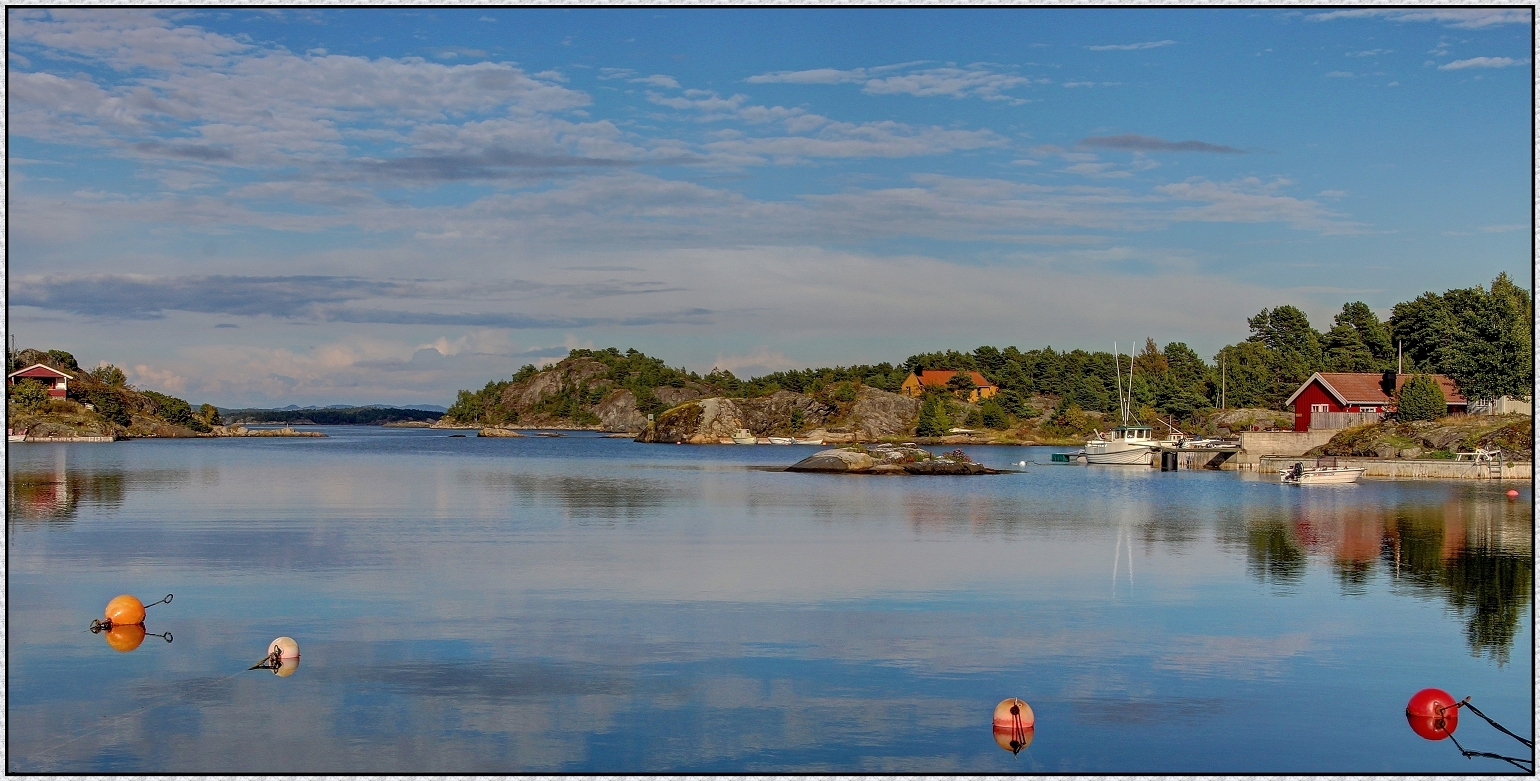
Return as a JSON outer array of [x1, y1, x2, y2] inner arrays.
[[268, 636, 300, 659], [1506, 489, 1519, 498]]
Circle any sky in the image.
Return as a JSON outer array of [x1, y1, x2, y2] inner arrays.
[[6, 6, 1534, 408]]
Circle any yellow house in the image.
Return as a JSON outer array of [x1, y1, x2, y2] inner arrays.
[[900, 370, 999, 403]]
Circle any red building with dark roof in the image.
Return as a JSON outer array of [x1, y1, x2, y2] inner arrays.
[[1284, 371, 1466, 431], [7, 364, 73, 398]]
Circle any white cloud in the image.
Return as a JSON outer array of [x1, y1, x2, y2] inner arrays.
[[1439, 57, 1523, 70], [746, 62, 1031, 102], [630, 74, 680, 89], [1086, 40, 1177, 51], [1308, 8, 1532, 29], [709, 347, 801, 375], [130, 362, 189, 393], [1155, 176, 1367, 234]]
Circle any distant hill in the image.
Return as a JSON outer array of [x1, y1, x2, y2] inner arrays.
[[219, 406, 443, 425], [256, 403, 448, 413]]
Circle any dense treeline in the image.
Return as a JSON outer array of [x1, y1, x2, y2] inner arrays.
[[220, 407, 442, 425], [443, 273, 1531, 431]]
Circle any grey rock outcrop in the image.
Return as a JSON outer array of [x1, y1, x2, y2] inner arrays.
[[636, 387, 919, 443], [638, 391, 839, 443], [592, 389, 648, 432], [786, 445, 1002, 475]]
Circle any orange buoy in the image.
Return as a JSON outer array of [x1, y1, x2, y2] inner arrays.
[[104, 594, 146, 626], [1406, 688, 1459, 740], [993, 697, 1035, 754], [268, 636, 300, 659], [104, 624, 147, 653], [993, 697, 1035, 730]]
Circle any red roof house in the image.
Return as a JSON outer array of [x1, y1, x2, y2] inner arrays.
[[900, 370, 999, 403], [8, 364, 73, 398], [1284, 372, 1466, 431]]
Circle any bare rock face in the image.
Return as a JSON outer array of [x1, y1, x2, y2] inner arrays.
[[638, 392, 839, 443], [655, 384, 710, 407], [847, 387, 922, 439], [508, 358, 609, 408], [593, 389, 648, 432]]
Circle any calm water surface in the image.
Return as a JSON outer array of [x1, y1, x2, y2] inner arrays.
[[7, 428, 1533, 772]]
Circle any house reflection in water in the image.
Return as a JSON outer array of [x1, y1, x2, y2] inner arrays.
[[1251, 491, 1533, 665], [6, 448, 188, 525]]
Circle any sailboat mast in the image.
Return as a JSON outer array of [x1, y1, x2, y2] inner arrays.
[[1113, 342, 1125, 425]]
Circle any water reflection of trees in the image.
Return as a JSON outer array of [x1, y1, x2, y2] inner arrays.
[[1232, 493, 1532, 665]]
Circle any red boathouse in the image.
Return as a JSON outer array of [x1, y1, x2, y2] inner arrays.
[[1284, 371, 1466, 431]]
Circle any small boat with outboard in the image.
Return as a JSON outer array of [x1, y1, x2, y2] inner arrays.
[[1279, 459, 1365, 485], [731, 429, 757, 445]]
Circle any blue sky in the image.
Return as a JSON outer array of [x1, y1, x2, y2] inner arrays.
[[7, 7, 1533, 407]]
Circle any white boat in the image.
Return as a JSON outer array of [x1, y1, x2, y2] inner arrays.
[[767, 437, 795, 445], [1083, 343, 1156, 466], [7, 430, 26, 443], [1084, 425, 1158, 465], [793, 437, 824, 445], [731, 429, 757, 445], [1279, 461, 1365, 484]]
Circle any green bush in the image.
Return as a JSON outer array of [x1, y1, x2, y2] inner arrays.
[[9, 380, 49, 410], [89, 364, 128, 386], [1395, 374, 1446, 422], [830, 382, 858, 403], [980, 400, 1009, 429]]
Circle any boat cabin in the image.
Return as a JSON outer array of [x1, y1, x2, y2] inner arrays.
[[1109, 425, 1153, 441]]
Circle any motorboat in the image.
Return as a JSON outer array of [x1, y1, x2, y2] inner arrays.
[[1083, 343, 1156, 466], [7, 428, 27, 443], [793, 437, 824, 445], [731, 429, 757, 445], [1279, 461, 1365, 485], [1084, 426, 1157, 465], [767, 437, 795, 445]]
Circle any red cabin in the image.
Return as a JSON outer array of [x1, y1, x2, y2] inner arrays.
[[1284, 372, 1466, 431], [7, 364, 73, 398]]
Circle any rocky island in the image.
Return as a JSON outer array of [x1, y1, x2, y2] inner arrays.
[[786, 444, 1005, 475]]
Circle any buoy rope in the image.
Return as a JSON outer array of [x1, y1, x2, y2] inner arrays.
[[1435, 705, 1533, 773], [248, 649, 283, 671], [1450, 697, 1534, 748], [1006, 700, 1028, 755]]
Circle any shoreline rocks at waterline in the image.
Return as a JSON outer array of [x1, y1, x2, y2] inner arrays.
[[785, 445, 1005, 475]]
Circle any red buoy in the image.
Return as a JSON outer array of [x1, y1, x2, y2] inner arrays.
[[1507, 489, 1519, 498], [1406, 688, 1459, 740]]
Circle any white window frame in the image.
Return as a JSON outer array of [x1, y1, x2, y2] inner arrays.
[[1310, 404, 1329, 413]]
